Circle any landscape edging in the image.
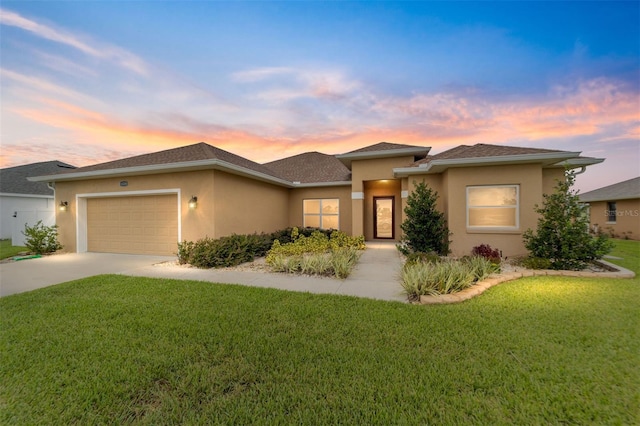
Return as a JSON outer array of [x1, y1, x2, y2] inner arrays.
[[418, 261, 635, 305]]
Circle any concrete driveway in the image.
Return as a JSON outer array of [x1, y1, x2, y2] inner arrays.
[[0, 253, 176, 297]]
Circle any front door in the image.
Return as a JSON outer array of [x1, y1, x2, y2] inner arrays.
[[374, 196, 394, 239]]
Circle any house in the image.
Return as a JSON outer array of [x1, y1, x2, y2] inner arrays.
[[579, 177, 640, 240], [27, 142, 602, 257], [0, 161, 76, 245]]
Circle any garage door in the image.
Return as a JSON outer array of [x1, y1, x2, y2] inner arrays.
[[87, 195, 178, 255]]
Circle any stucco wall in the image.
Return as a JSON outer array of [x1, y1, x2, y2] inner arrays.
[[588, 199, 640, 240], [288, 186, 352, 234], [212, 171, 289, 238]]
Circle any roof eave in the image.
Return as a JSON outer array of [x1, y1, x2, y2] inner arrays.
[[292, 181, 352, 188], [393, 152, 585, 177], [336, 147, 431, 167], [28, 159, 296, 188]]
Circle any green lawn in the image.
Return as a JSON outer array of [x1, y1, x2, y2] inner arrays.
[[1, 241, 638, 424], [0, 239, 27, 260]]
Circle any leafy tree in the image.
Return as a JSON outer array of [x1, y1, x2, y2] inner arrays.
[[398, 181, 450, 256], [22, 221, 63, 255], [523, 171, 613, 270]]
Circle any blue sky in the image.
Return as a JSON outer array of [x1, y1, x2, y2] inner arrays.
[[1, 1, 638, 191]]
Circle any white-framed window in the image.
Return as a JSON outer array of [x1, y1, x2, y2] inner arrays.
[[303, 199, 339, 230], [466, 185, 519, 230], [606, 201, 617, 223]]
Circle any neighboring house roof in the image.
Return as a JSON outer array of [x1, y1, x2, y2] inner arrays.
[[264, 152, 351, 184], [0, 161, 76, 196], [395, 143, 603, 176], [579, 177, 640, 202]]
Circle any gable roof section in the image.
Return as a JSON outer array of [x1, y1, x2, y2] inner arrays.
[[264, 152, 351, 184], [579, 177, 640, 202], [395, 143, 603, 176], [28, 142, 294, 186], [1, 161, 76, 196], [336, 142, 430, 167]]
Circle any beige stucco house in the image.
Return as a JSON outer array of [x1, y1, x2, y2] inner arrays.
[[29, 142, 603, 257], [580, 177, 640, 240]]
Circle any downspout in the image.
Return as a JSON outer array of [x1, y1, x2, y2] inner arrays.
[[573, 166, 587, 175]]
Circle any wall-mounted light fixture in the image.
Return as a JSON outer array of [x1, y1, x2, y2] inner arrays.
[[59, 201, 69, 212], [188, 196, 198, 209]]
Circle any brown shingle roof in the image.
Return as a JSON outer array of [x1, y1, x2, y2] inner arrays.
[[62, 142, 282, 178], [344, 142, 426, 154], [264, 152, 351, 183], [413, 143, 566, 165]]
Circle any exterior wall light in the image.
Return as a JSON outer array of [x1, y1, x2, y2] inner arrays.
[[188, 196, 198, 209], [59, 201, 69, 211]]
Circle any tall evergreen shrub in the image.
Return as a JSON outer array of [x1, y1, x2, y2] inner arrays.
[[398, 181, 450, 256], [523, 171, 613, 270]]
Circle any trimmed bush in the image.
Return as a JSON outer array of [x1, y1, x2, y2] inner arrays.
[[22, 221, 62, 255]]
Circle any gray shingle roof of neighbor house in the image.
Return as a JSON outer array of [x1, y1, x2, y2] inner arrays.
[[264, 152, 351, 184], [579, 177, 640, 202], [0, 161, 76, 196]]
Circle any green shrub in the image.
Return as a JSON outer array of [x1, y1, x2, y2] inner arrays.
[[22, 221, 62, 255], [520, 256, 553, 270], [523, 171, 613, 270], [180, 234, 268, 269], [398, 181, 451, 256], [404, 251, 442, 266], [463, 255, 500, 281], [401, 260, 476, 299], [266, 228, 363, 278]]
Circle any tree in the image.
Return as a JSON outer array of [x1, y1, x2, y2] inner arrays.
[[398, 181, 450, 256], [523, 171, 612, 270]]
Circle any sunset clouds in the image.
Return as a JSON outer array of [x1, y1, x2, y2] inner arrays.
[[1, 3, 638, 191]]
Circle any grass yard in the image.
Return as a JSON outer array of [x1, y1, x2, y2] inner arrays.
[[1, 241, 638, 424], [0, 239, 27, 260]]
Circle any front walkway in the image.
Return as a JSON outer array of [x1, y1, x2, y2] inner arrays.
[[128, 241, 407, 302]]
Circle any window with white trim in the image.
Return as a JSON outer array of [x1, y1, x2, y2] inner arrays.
[[467, 185, 519, 230], [606, 201, 617, 223], [303, 199, 339, 229]]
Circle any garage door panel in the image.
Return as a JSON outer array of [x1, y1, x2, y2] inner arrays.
[[87, 195, 178, 255]]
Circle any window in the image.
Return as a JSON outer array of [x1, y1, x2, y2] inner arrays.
[[467, 185, 519, 230], [303, 199, 339, 229], [606, 201, 617, 223]]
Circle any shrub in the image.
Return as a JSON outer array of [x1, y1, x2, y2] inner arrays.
[[463, 256, 501, 281], [398, 181, 451, 256], [520, 256, 553, 270], [404, 251, 441, 266], [471, 244, 501, 263], [180, 234, 268, 269], [22, 221, 62, 255], [266, 228, 364, 278], [523, 171, 613, 270], [401, 260, 475, 299]]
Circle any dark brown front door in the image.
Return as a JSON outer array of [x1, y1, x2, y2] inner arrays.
[[374, 196, 394, 239]]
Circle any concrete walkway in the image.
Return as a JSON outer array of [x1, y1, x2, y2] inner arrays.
[[1, 243, 408, 302], [128, 242, 407, 302]]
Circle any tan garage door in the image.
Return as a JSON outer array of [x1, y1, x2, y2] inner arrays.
[[87, 195, 178, 255]]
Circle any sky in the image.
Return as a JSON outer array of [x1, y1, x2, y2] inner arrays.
[[1, 1, 638, 193]]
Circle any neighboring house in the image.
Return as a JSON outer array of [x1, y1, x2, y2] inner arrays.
[[0, 161, 76, 245], [28, 142, 602, 257], [579, 177, 640, 240]]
